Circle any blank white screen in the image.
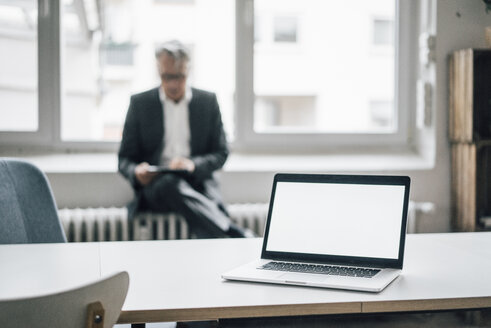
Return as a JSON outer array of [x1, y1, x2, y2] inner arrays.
[[265, 182, 405, 259]]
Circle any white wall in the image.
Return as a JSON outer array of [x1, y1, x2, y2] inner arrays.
[[43, 0, 491, 233]]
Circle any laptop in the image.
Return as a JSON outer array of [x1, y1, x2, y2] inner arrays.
[[222, 173, 411, 293]]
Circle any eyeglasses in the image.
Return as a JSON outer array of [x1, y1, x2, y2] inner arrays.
[[161, 73, 186, 82]]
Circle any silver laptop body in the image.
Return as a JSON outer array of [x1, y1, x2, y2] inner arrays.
[[222, 173, 411, 293]]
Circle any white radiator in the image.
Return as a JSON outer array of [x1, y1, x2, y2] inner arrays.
[[58, 203, 269, 242], [58, 201, 432, 242]]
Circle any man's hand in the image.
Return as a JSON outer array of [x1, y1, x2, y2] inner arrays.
[[135, 162, 158, 186], [169, 157, 195, 172]]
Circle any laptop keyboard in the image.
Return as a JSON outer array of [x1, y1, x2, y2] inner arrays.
[[259, 261, 380, 278]]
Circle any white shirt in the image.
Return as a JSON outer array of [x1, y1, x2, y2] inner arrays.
[[159, 86, 192, 165]]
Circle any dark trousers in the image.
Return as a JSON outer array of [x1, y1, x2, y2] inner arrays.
[[142, 174, 231, 239]]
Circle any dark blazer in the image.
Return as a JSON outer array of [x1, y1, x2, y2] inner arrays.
[[118, 87, 229, 218]]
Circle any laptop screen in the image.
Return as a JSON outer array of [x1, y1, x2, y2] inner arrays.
[[262, 174, 410, 268]]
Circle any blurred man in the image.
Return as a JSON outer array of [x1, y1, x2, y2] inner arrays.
[[118, 40, 250, 238]]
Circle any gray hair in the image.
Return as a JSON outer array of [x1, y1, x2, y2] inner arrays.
[[155, 40, 190, 64]]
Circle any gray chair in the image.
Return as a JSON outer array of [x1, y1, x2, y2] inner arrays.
[[0, 271, 129, 328], [0, 158, 66, 244]]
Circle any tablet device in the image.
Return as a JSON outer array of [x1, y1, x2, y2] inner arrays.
[[146, 166, 188, 174]]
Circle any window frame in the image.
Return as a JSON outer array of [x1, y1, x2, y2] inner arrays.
[[234, 0, 418, 152], [0, 0, 418, 153]]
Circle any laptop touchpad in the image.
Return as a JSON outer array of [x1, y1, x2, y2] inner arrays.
[[280, 273, 328, 283]]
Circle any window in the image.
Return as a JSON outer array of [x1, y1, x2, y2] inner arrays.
[[0, 2, 38, 132], [62, 0, 235, 141], [369, 100, 393, 128], [373, 18, 394, 46], [0, 0, 417, 152], [255, 96, 316, 131], [237, 0, 414, 151], [273, 16, 297, 43]]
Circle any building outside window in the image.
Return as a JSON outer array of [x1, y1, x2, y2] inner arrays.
[[373, 18, 394, 46], [251, 0, 395, 138], [273, 16, 298, 43]]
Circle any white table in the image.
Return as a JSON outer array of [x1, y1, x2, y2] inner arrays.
[[1, 233, 491, 325], [0, 242, 100, 299]]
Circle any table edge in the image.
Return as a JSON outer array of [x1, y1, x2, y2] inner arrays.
[[117, 302, 361, 324], [362, 296, 491, 313], [118, 296, 491, 324]]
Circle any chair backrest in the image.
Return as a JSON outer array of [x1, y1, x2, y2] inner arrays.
[[0, 158, 66, 244], [0, 271, 129, 328]]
